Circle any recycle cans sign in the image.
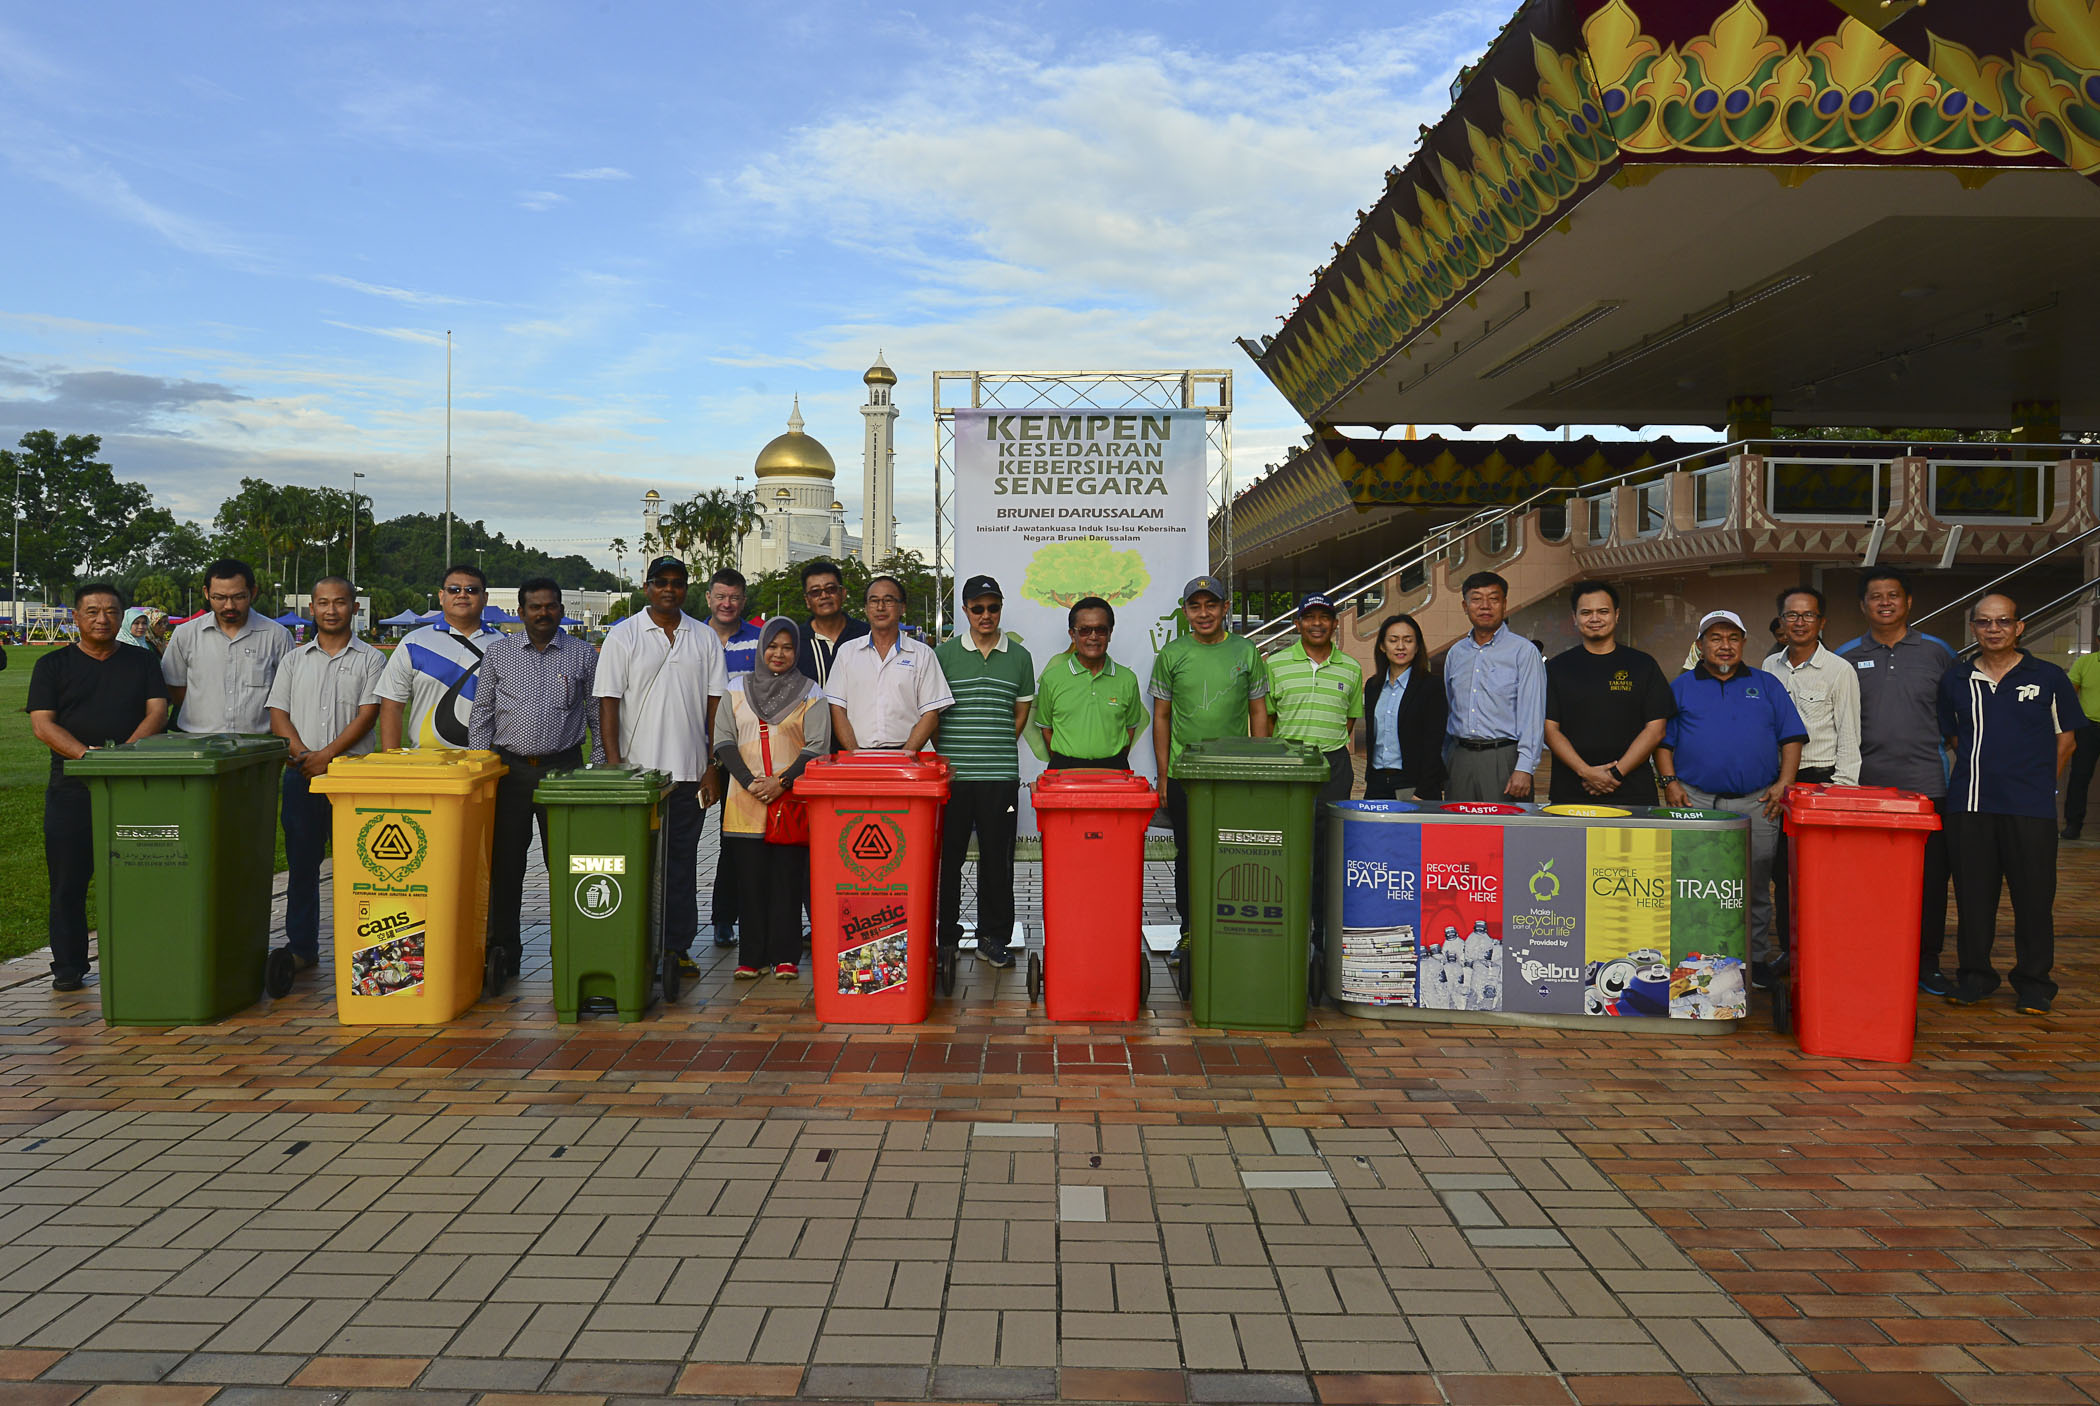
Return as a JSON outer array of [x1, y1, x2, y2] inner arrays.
[[348, 806, 431, 998]]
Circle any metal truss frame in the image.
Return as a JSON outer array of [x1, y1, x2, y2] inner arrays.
[[931, 369, 1234, 638]]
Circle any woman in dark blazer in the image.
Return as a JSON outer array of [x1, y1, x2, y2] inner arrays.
[[1361, 613, 1446, 800]]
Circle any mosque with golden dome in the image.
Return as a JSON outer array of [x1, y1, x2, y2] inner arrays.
[[720, 352, 900, 577]]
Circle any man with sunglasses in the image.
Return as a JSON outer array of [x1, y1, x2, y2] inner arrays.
[[1035, 597, 1147, 770], [378, 564, 502, 750], [596, 555, 727, 979], [794, 558, 869, 697], [1938, 593, 2081, 1015], [933, 575, 1034, 969]]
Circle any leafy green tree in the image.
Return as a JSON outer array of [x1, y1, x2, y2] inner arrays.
[[131, 574, 184, 614], [0, 431, 174, 605]]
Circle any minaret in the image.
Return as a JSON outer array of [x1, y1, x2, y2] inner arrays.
[[860, 352, 898, 564]]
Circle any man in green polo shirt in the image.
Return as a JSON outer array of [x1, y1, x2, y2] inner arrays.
[[1151, 574, 1271, 939], [935, 574, 1035, 968], [1036, 596, 1148, 769], [1266, 591, 1365, 950]]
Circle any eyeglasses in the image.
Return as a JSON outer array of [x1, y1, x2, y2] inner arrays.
[[646, 577, 684, 589], [1780, 611, 1820, 623], [206, 593, 249, 606], [804, 583, 842, 597], [966, 603, 1000, 615], [1971, 617, 2018, 630], [866, 595, 904, 607], [1072, 626, 1110, 638], [440, 584, 484, 597]]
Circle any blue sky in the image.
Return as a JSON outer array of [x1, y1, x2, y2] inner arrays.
[[0, 1, 1510, 568]]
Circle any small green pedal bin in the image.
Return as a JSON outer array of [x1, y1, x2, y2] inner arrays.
[[1172, 737, 1333, 1032], [534, 764, 675, 1021], [66, 734, 290, 1025]]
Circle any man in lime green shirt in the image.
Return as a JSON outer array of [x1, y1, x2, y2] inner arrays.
[[1036, 596, 1147, 768], [2063, 630, 2100, 840], [1265, 592, 1364, 949], [1150, 574, 1270, 937]]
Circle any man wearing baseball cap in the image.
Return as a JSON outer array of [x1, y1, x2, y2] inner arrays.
[[1150, 575, 1270, 943], [1264, 592, 1364, 952], [1654, 609, 1807, 989], [934, 575, 1034, 969]]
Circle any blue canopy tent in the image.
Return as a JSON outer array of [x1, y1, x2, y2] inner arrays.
[[378, 609, 426, 626], [481, 605, 521, 625], [273, 610, 311, 628], [560, 615, 582, 625]]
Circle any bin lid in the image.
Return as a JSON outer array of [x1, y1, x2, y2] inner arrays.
[[1334, 799, 1419, 814], [1170, 736, 1331, 782], [311, 747, 508, 796], [1783, 783, 1943, 830], [1032, 768, 1157, 811], [1648, 807, 1742, 822], [1440, 801, 1529, 816], [532, 763, 674, 805], [794, 749, 951, 797], [1543, 803, 1631, 818], [64, 732, 288, 777]]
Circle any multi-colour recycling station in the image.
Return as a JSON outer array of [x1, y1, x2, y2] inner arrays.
[[1324, 800, 1751, 1031]]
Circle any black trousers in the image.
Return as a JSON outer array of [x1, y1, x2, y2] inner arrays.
[[663, 781, 705, 955], [280, 769, 333, 961], [1166, 778, 1191, 936], [731, 837, 807, 969], [2066, 722, 2100, 830], [1308, 745, 1354, 948], [710, 802, 738, 934], [939, 779, 1019, 952], [1770, 764, 1837, 954], [1048, 749, 1129, 770], [1947, 811, 2058, 1004], [1919, 797, 1952, 974], [487, 746, 580, 962], [44, 774, 94, 980], [1363, 767, 1418, 801]]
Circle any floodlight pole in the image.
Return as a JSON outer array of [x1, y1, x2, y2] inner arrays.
[[9, 461, 19, 630], [444, 331, 454, 565], [349, 470, 365, 588]]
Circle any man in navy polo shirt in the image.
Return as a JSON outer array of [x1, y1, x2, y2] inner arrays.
[[1654, 610, 1806, 988], [1939, 592, 2082, 1015]]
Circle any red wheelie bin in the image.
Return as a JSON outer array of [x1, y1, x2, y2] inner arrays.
[[798, 750, 951, 1023], [1031, 769, 1157, 1019], [1782, 784, 1942, 1062]]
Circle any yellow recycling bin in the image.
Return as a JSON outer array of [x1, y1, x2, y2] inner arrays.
[[311, 749, 507, 1024]]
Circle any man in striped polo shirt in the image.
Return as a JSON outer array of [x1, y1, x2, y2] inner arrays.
[[1266, 592, 1365, 952], [935, 575, 1036, 969]]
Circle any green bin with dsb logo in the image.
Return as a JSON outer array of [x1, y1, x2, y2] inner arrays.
[[534, 764, 675, 1022], [1173, 737, 1333, 1031], [66, 733, 290, 1025]]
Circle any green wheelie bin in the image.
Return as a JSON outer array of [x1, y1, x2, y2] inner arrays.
[[534, 764, 675, 1021], [66, 733, 290, 1025], [1174, 737, 1332, 1031]]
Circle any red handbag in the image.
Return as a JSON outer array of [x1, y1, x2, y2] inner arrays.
[[757, 718, 809, 846]]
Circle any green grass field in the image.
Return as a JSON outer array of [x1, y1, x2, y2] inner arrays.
[[1, 651, 288, 963]]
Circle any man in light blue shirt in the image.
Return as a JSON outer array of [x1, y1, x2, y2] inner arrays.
[[1442, 571, 1545, 801]]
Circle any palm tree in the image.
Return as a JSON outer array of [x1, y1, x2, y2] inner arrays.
[[608, 536, 629, 588], [690, 487, 760, 575]]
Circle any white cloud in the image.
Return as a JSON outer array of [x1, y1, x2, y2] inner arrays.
[[559, 166, 632, 181], [317, 274, 477, 306], [323, 321, 451, 346], [518, 190, 568, 211]]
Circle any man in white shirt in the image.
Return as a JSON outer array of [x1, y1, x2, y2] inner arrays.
[[596, 556, 727, 977], [1764, 585, 1862, 960], [162, 558, 293, 734], [265, 576, 385, 973], [376, 564, 503, 750], [825, 574, 953, 751]]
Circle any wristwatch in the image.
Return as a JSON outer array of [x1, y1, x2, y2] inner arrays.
[[1657, 774, 1677, 784], [1606, 763, 1624, 782]]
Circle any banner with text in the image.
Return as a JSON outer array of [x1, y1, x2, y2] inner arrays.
[[952, 407, 1211, 821]]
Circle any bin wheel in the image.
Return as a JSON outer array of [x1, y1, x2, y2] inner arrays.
[[1138, 949, 1151, 1007], [264, 947, 296, 1000], [1308, 947, 1326, 1009], [937, 946, 959, 999], [1171, 947, 1192, 1002], [661, 946, 682, 1003], [1027, 950, 1042, 1003]]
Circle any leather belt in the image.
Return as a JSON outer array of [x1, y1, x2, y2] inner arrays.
[[498, 745, 581, 769], [1454, 737, 1517, 752]]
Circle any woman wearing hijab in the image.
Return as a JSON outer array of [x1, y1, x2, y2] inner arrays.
[[119, 607, 159, 654], [714, 616, 831, 979]]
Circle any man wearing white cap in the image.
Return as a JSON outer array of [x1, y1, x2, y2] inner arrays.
[[1653, 610, 1808, 988]]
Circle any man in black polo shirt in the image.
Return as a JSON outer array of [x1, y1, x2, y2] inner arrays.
[[26, 582, 171, 991], [1938, 592, 2082, 1015], [1542, 579, 1674, 805]]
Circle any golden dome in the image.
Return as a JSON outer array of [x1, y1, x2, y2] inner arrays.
[[863, 350, 896, 387], [754, 396, 836, 480]]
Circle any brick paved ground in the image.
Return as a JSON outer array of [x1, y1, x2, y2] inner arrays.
[[0, 828, 2095, 1406]]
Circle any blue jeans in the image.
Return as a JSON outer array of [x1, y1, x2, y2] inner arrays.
[[281, 768, 333, 961]]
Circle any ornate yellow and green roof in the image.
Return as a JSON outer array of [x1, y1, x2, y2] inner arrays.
[[1251, 0, 2100, 424]]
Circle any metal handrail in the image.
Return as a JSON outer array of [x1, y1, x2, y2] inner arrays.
[[1954, 575, 2100, 660], [1913, 522, 2100, 633], [1238, 437, 2097, 649]]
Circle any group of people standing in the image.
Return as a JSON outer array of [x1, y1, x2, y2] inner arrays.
[[22, 553, 2090, 1022]]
